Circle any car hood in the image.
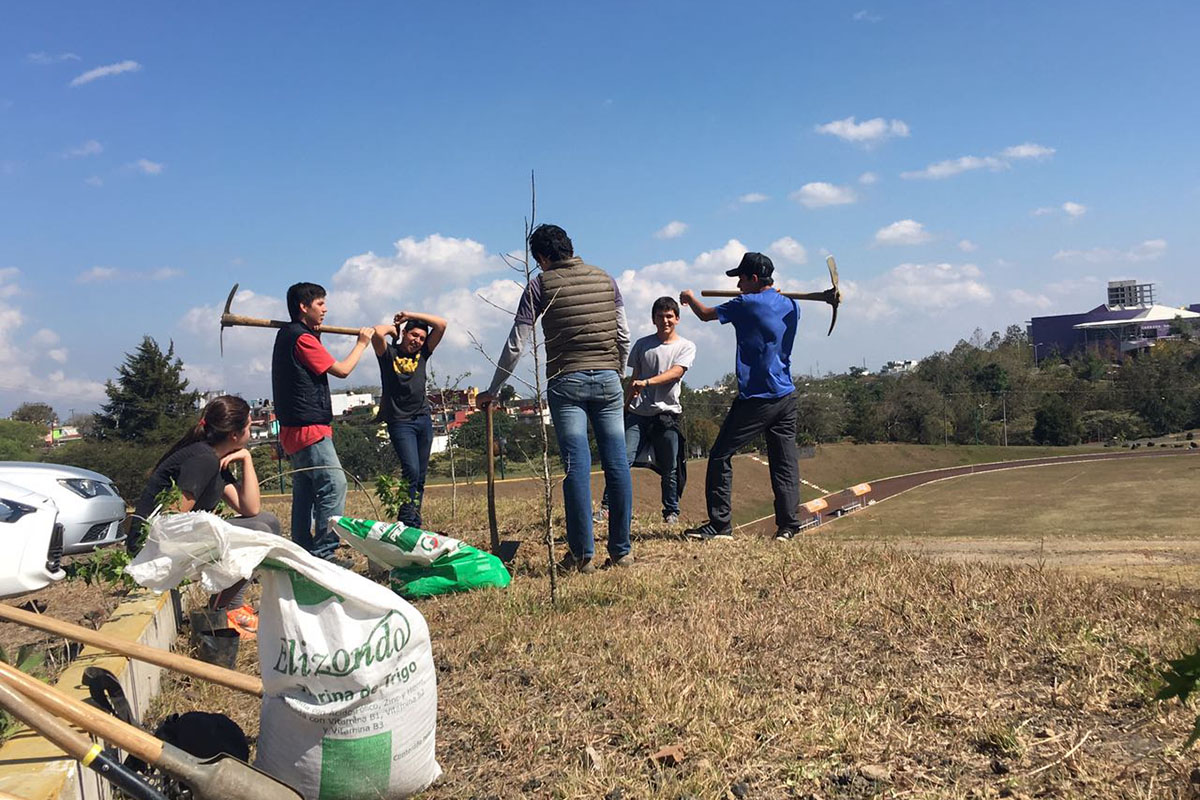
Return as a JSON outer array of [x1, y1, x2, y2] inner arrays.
[[0, 462, 114, 483]]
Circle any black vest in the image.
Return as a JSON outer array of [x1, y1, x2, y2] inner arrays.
[[272, 322, 333, 427]]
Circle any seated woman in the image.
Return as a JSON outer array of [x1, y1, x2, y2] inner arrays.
[[129, 395, 280, 636]]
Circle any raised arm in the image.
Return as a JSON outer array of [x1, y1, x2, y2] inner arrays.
[[396, 310, 449, 353], [679, 289, 719, 322], [327, 327, 376, 378]]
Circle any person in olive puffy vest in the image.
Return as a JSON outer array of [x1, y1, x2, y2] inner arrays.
[[476, 224, 633, 574], [271, 282, 374, 561]]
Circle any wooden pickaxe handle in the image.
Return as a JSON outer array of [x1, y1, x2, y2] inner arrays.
[[700, 289, 834, 302], [220, 313, 364, 337], [700, 255, 841, 336], [0, 660, 164, 764], [220, 284, 366, 338], [0, 679, 169, 800], [0, 603, 263, 696]]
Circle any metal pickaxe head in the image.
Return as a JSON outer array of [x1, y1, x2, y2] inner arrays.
[[824, 255, 841, 336], [220, 283, 239, 356]]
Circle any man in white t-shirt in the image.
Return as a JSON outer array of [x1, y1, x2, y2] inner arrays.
[[602, 296, 697, 524]]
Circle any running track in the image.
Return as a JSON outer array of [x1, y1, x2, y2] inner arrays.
[[735, 446, 1200, 535]]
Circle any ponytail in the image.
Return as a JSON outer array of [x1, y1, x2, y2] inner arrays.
[[153, 395, 252, 470]]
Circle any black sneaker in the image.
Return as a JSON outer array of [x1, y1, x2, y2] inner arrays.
[[774, 525, 803, 541], [684, 523, 733, 541]]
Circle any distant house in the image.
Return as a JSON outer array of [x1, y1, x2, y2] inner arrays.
[[330, 391, 375, 417], [1029, 280, 1200, 361], [880, 360, 918, 376], [44, 426, 82, 446]]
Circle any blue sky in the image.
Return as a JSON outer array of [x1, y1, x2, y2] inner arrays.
[[2, 1, 1198, 415]]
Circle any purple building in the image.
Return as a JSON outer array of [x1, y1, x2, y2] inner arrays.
[[1028, 280, 1200, 362]]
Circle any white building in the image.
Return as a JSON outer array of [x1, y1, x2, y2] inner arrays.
[[330, 391, 375, 417]]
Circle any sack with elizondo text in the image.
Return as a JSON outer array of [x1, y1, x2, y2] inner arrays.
[[127, 511, 441, 799]]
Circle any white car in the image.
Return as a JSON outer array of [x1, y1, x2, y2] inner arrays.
[[0, 479, 65, 598], [0, 463, 127, 554]]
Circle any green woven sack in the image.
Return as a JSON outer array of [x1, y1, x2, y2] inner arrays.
[[389, 544, 512, 598]]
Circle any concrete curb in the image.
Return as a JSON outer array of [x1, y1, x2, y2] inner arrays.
[[0, 589, 179, 800]]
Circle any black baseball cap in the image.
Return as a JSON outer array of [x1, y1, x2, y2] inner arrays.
[[725, 252, 774, 279]]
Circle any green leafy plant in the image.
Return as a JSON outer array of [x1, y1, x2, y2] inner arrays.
[[374, 473, 412, 521], [65, 545, 135, 590], [0, 643, 47, 741], [1157, 628, 1200, 746]]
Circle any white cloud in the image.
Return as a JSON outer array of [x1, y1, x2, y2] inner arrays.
[[768, 237, 808, 265], [1053, 239, 1167, 264], [1006, 289, 1053, 309], [957, 239, 978, 252], [852, 9, 882, 22], [0, 271, 104, 406], [77, 266, 118, 283], [1002, 143, 1056, 160], [815, 116, 909, 145], [867, 263, 993, 317], [132, 158, 164, 175], [27, 52, 80, 65], [790, 182, 857, 208], [69, 60, 142, 87], [1033, 201, 1087, 218], [75, 265, 182, 283], [84, 176, 103, 187], [901, 142, 1055, 180], [655, 221, 688, 240], [330, 234, 506, 322], [63, 139, 102, 158], [858, 171, 878, 185], [737, 192, 769, 204], [874, 219, 933, 246], [901, 155, 1007, 180]]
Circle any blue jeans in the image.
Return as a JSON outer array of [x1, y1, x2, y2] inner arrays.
[[547, 369, 632, 561], [602, 414, 682, 517], [387, 414, 434, 528], [288, 437, 346, 559]]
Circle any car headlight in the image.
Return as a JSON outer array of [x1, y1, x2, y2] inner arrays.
[[0, 498, 37, 523], [57, 478, 110, 498]]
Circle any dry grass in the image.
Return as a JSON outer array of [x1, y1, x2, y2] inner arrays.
[[142, 477, 1200, 799]]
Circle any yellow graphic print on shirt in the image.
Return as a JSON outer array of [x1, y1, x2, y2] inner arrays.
[[392, 352, 421, 375]]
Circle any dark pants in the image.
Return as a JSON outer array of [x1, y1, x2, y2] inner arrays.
[[706, 392, 801, 530], [387, 414, 434, 528]]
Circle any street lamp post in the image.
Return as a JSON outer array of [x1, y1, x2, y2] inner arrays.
[[1033, 342, 1047, 368]]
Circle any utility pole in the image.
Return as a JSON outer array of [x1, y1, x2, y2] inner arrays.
[[1002, 393, 1008, 446]]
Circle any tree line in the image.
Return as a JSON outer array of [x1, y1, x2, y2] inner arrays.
[[4, 323, 1199, 501]]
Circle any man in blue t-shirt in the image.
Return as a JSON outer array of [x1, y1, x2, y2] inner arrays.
[[679, 252, 804, 541]]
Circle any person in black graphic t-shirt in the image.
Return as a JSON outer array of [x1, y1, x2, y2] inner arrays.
[[372, 310, 448, 528]]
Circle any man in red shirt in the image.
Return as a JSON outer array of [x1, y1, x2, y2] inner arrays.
[[271, 282, 374, 560]]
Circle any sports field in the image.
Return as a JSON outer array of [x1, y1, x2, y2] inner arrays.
[[828, 453, 1200, 586]]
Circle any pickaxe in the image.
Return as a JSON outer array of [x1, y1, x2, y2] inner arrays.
[[701, 255, 841, 335], [220, 283, 364, 354]]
